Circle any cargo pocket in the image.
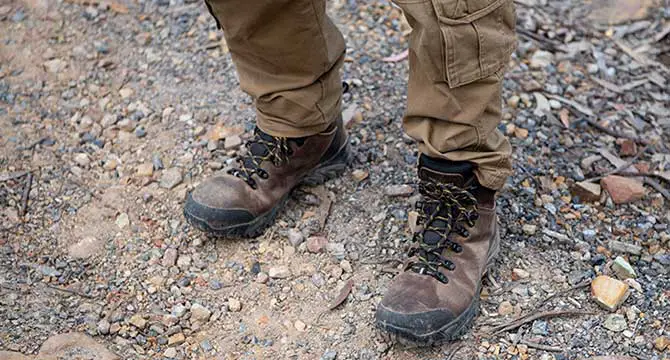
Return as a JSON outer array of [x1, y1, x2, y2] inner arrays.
[[432, 0, 516, 88]]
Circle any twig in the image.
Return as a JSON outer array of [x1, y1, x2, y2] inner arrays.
[[537, 279, 591, 308], [610, 171, 670, 181], [581, 118, 651, 145], [19, 173, 33, 217], [584, 142, 652, 182], [45, 283, 94, 299], [520, 339, 563, 352], [0, 171, 28, 182], [644, 178, 670, 200], [516, 28, 559, 51], [489, 309, 593, 335]]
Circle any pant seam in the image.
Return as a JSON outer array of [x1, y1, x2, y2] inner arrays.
[[309, 0, 330, 127]]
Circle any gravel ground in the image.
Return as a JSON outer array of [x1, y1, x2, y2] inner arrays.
[[0, 0, 669, 359]]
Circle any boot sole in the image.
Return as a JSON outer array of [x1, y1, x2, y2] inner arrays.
[[377, 229, 501, 347], [184, 141, 351, 238]]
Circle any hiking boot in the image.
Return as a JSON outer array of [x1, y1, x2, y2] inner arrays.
[[183, 117, 349, 238], [375, 154, 500, 345]]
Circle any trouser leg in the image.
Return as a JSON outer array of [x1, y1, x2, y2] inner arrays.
[[396, 0, 517, 190], [205, 0, 346, 137]]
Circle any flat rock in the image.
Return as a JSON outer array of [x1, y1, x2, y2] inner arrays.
[[167, 333, 185, 346], [522, 224, 537, 235], [190, 303, 212, 322], [609, 240, 642, 256], [529, 50, 554, 68], [287, 229, 304, 247], [269, 265, 291, 279], [128, 314, 147, 329], [591, 275, 629, 311], [384, 184, 414, 197], [611, 256, 636, 279], [160, 168, 183, 190], [228, 298, 242, 312], [136, 162, 153, 177], [603, 314, 627, 332], [498, 301, 513, 316], [223, 134, 242, 149], [73, 153, 91, 167], [43, 58, 67, 73], [512, 268, 530, 280], [35, 333, 118, 360], [601, 175, 645, 204], [571, 181, 602, 202], [162, 248, 178, 267], [68, 236, 104, 259], [306, 236, 328, 253]]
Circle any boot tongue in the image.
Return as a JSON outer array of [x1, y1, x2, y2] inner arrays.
[[417, 154, 474, 187]]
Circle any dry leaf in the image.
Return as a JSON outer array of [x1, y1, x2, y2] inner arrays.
[[329, 279, 353, 310]]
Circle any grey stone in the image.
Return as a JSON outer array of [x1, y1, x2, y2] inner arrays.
[[321, 349, 337, 360], [160, 168, 183, 190], [609, 240, 642, 256], [162, 248, 178, 267], [287, 229, 304, 247], [603, 314, 627, 332], [190, 304, 212, 323]]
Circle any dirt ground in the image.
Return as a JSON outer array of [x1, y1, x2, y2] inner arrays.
[[0, 0, 669, 359]]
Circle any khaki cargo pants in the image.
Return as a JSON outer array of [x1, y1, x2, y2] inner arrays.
[[205, 0, 516, 190]]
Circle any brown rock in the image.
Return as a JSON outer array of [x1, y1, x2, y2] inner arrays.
[[136, 162, 153, 177], [306, 236, 328, 253], [601, 175, 645, 204], [351, 169, 369, 182], [36, 333, 119, 360], [498, 300, 513, 316], [571, 181, 602, 202], [655, 336, 669, 351], [514, 127, 529, 139], [167, 333, 186, 346], [512, 268, 530, 280], [591, 275, 629, 311], [618, 139, 637, 157]]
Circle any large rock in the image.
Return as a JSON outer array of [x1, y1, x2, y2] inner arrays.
[[601, 175, 645, 204], [591, 275, 629, 311], [35, 333, 119, 360], [571, 181, 602, 202]]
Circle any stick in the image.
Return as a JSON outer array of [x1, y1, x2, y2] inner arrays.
[[490, 309, 593, 335], [584, 143, 652, 182], [581, 118, 651, 145], [19, 173, 33, 217], [644, 178, 670, 200], [537, 280, 591, 308], [0, 171, 28, 182], [520, 340, 563, 352]]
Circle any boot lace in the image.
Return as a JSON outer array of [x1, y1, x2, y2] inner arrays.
[[227, 129, 293, 189], [407, 180, 479, 283]]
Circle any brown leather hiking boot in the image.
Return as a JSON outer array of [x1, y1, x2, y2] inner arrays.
[[183, 117, 349, 237], [375, 155, 500, 345]]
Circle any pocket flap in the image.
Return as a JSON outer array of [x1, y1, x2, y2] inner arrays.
[[436, 0, 508, 25]]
